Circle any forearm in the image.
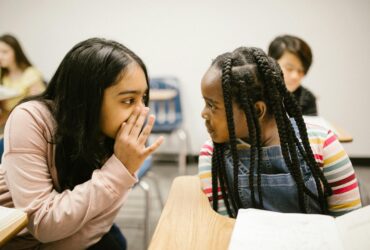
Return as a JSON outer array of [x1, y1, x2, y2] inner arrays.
[[5, 154, 137, 242]]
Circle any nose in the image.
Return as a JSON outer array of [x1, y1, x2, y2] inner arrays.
[[201, 108, 208, 120], [291, 70, 300, 80]]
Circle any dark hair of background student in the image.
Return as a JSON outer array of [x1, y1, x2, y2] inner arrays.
[[209, 47, 331, 218], [268, 34, 312, 74]]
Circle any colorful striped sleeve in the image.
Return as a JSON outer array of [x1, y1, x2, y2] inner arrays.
[[198, 140, 228, 216], [307, 124, 362, 216]]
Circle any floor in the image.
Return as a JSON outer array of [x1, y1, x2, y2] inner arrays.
[[115, 159, 370, 250]]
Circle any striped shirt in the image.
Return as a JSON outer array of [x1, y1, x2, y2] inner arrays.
[[198, 122, 362, 217]]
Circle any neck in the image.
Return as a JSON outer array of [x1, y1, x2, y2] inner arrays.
[[260, 116, 280, 146], [7, 64, 23, 79]]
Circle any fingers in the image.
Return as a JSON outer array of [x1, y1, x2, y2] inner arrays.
[[144, 136, 164, 156], [115, 122, 126, 140], [137, 114, 155, 145], [122, 107, 141, 137], [130, 107, 149, 138], [118, 108, 163, 155]]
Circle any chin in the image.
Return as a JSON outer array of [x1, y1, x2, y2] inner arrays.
[[211, 137, 226, 144]]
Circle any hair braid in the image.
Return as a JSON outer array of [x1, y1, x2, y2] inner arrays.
[[247, 96, 264, 208], [272, 63, 331, 213], [287, 98, 330, 212], [213, 143, 235, 217], [221, 57, 242, 209], [238, 80, 258, 208], [212, 144, 219, 211], [250, 48, 308, 212], [237, 78, 265, 208]]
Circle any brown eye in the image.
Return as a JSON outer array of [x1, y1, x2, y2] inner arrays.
[[206, 101, 216, 110], [122, 98, 135, 105]]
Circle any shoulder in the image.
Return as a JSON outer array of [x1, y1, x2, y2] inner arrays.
[[305, 122, 330, 138], [23, 67, 42, 78], [304, 121, 338, 152], [300, 86, 316, 100], [10, 101, 51, 121], [199, 139, 214, 157], [4, 101, 54, 152], [198, 140, 213, 171]]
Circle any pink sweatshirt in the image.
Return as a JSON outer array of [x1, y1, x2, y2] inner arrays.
[[1, 101, 137, 249]]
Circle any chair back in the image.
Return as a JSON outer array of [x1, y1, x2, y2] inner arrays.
[[0, 137, 4, 164], [137, 156, 153, 180], [149, 77, 183, 133]]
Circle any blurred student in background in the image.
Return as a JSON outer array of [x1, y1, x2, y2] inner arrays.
[[268, 34, 317, 116], [0, 34, 45, 125]]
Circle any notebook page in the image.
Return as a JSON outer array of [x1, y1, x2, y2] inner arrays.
[[0, 206, 25, 232], [335, 205, 370, 250], [228, 209, 344, 250]]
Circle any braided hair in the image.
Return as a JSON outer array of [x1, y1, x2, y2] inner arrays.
[[210, 47, 331, 218]]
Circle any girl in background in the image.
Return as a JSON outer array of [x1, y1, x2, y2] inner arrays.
[[198, 47, 361, 218], [268, 34, 317, 116], [0, 34, 45, 119]]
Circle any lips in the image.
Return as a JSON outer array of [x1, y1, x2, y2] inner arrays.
[[205, 123, 214, 134]]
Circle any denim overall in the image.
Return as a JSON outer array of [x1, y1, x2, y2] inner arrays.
[[224, 123, 321, 213]]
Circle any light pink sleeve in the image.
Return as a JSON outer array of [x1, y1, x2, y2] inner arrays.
[[2, 103, 137, 245]]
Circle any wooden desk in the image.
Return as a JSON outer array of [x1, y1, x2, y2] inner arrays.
[[149, 176, 235, 250], [303, 116, 353, 143], [329, 123, 353, 143]]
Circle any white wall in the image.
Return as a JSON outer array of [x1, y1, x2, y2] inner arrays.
[[1, 0, 369, 157]]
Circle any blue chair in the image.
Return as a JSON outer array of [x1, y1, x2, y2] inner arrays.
[[136, 156, 163, 248], [0, 137, 4, 163], [149, 77, 189, 174]]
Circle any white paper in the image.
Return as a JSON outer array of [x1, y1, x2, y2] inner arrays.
[[336, 206, 370, 250], [228, 209, 344, 250]]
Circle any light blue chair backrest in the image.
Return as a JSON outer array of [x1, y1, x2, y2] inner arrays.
[[0, 137, 4, 164], [149, 77, 183, 133], [137, 156, 152, 180]]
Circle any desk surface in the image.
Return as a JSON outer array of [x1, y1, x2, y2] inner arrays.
[[303, 116, 353, 143], [149, 176, 235, 250]]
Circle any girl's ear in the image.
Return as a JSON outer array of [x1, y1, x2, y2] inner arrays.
[[254, 101, 267, 120]]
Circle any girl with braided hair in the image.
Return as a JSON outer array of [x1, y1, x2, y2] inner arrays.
[[198, 47, 361, 218]]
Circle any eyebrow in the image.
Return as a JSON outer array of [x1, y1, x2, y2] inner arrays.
[[204, 97, 219, 104], [117, 89, 148, 96]]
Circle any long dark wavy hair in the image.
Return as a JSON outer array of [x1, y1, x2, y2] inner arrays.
[[0, 34, 32, 80], [210, 47, 331, 218], [22, 38, 149, 191]]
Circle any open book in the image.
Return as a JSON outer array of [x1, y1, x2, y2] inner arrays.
[[0, 206, 28, 247], [228, 206, 370, 250]]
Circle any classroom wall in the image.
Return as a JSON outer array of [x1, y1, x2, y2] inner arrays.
[[0, 0, 369, 157]]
